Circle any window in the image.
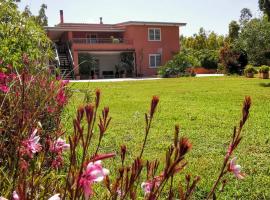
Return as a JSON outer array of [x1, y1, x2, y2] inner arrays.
[[148, 28, 161, 41], [149, 54, 161, 68]]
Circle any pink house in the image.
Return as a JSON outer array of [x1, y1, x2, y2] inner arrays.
[[46, 10, 186, 79]]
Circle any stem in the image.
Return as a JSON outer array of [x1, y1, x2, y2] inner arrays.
[[139, 117, 153, 158], [74, 105, 98, 199], [206, 160, 228, 199]]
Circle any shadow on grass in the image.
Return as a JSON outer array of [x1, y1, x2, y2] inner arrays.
[[259, 82, 270, 87]]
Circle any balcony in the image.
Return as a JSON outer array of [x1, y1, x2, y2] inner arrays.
[[73, 38, 132, 44], [72, 38, 134, 51]]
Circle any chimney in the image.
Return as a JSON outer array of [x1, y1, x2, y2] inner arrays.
[[60, 10, 64, 24], [100, 17, 103, 24]]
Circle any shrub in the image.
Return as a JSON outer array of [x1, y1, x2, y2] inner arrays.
[[219, 43, 247, 75], [244, 64, 257, 74], [78, 53, 97, 75], [0, 57, 71, 177], [158, 50, 199, 77], [0, 0, 53, 70], [196, 49, 219, 69], [258, 65, 270, 73]]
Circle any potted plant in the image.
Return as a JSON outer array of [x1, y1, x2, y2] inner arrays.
[[118, 53, 134, 78], [244, 65, 256, 78], [78, 53, 97, 79], [258, 65, 269, 79]]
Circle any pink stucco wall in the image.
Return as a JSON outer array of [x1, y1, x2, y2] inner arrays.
[[123, 25, 180, 76]]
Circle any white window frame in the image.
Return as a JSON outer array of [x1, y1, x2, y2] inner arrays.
[[149, 54, 161, 68], [148, 28, 161, 41]]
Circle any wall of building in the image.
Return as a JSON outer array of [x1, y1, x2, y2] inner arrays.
[[124, 25, 180, 76]]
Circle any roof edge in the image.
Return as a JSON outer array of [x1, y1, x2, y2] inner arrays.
[[116, 21, 187, 27]]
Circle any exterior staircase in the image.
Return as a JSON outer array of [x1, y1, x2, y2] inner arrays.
[[55, 43, 74, 80]]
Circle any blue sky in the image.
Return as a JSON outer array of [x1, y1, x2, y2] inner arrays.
[[17, 0, 261, 36]]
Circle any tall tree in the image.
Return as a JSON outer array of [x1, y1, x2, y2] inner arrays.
[[22, 5, 32, 18], [259, 0, 270, 21], [239, 8, 252, 26], [236, 18, 270, 65], [36, 4, 48, 26], [228, 20, 240, 42]]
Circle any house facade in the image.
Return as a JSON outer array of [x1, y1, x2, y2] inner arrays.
[[46, 10, 186, 79]]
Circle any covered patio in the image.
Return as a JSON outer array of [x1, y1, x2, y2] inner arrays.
[[77, 51, 136, 79]]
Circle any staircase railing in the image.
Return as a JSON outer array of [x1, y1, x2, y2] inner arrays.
[[54, 43, 61, 68], [66, 42, 75, 79]]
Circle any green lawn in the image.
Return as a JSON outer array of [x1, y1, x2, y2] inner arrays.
[[65, 77, 270, 199]]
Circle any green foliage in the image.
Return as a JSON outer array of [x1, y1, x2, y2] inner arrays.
[[119, 52, 134, 72], [259, 0, 270, 21], [36, 4, 48, 26], [228, 20, 240, 42], [259, 65, 270, 73], [181, 29, 225, 70], [182, 28, 225, 51], [158, 50, 199, 77], [244, 64, 257, 74], [78, 53, 97, 75], [195, 49, 219, 69], [235, 18, 270, 66], [219, 43, 247, 74], [0, 0, 52, 70], [239, 8, 253, 26]]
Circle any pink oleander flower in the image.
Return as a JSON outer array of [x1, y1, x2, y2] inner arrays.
[[228, 157, 245, 179], [56, 89, 67, 106], [51, 155, 64, 169], [12, 191, 19, 200], [26, 129, 42, 154], [21, 129, 42, 158], [141, 177, 162, 195], [0, 85, 9, 93], [48, 193, 60, 200], [0, 72, 7, 81], [47, 106, 56, 113], [0, 197, 8, 200], [50, 138, 70, 153], [79, 160, 109, 200], [60, 79, 69, 86]]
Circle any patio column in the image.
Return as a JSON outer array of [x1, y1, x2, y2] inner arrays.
[[73, 51, 79, 79], [68, 31, 73, 40]]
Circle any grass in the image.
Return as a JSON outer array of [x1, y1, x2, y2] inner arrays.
[[64, 77, 270, 199]]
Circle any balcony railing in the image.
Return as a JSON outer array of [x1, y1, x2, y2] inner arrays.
[[72, 38, 132, 45]]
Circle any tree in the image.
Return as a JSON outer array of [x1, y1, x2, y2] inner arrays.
[[0, 0, 52, 69], [36, 4, 48, 26], [22, 5, 32, 18], [228, 20, 240, 42], [239, 8, 252, 26], [219, 43, 246, 74], [259, 0, 270, 21], [235, 18, 270, 66]]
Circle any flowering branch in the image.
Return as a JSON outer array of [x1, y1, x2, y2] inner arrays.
[[206, 96, 251, 199]]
